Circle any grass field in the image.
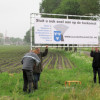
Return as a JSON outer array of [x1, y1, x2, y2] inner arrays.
[[0, 45, 100, 100]]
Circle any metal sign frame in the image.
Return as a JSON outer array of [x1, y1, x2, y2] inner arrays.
[[30, 13, 100, 50]]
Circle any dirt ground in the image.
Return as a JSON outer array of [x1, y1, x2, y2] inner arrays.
[[43, 52, 76, 69], [0, 51, 76, 73]]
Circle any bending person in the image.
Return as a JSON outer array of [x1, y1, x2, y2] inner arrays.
[[21, 50, 40, 93]]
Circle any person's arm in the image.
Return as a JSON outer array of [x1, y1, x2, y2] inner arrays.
[[21, 59, 23, 64], [33, 61, 36, 70], [41, 45, 48, 57], [90, 47, 94, 57]]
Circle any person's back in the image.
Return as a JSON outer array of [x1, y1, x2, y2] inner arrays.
[[21, 52, 40, 93], [22, 52, 40, 70], [22, 57, 35, 71]]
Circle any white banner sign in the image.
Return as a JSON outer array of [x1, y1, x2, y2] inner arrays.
[[34, 17, 99, 44]]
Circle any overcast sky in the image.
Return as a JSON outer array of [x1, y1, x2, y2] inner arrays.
[[0, 0, 42, 39]]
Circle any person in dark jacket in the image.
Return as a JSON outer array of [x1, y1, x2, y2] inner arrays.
[[33, 45, 48, 90], [21, 50, 40, 93], [90, 47, 100, 83]]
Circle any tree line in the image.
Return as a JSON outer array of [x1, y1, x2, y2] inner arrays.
[[40, 0, 99, 15]]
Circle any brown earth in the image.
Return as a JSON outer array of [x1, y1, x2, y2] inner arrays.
[[0, 51, 76, 73]]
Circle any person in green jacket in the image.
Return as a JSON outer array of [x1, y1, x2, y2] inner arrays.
[[33, 45, 48, 90]]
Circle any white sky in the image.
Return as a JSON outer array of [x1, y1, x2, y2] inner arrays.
[[0, 0, 42, 39]]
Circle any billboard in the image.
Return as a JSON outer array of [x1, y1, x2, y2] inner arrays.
[[34, 17, 99, 44]]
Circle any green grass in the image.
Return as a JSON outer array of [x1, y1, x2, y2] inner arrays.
[[0, 46, 100, 100], [54, 55, 58, 69]]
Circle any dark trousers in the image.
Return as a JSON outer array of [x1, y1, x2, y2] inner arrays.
[[93, 67, 100, 83], [33, 73, 40, 90], [23, 70, 33, 93]]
